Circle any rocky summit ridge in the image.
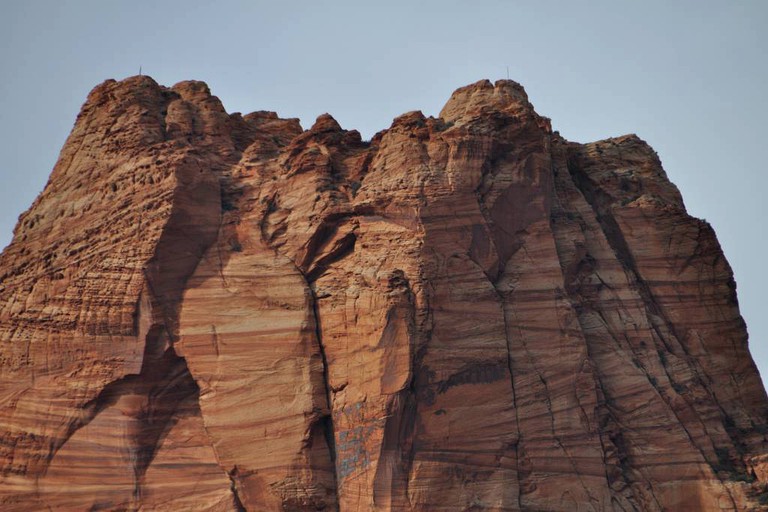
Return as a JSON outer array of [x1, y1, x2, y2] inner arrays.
[[0, 76, 767, 511]]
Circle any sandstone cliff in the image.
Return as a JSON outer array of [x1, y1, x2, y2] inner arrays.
[[1, 76, 767, 511]]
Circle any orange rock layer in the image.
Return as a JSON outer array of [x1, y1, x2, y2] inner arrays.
[[1, 77, 767, 511]]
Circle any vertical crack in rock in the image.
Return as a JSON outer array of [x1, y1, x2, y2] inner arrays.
[[549, 147, 659, 510], [309, 286, 340, 500], [495, 289, 525, 512], [295, 227, 344, 508], [284, 213, 356, 506], [556, 278, 659, 507], [564, 149, 743, 508]]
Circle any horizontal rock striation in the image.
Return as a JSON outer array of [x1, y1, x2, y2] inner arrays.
[[1, 76, 767, 511]]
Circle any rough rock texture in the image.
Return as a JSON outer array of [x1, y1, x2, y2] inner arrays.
[[1, 76, 767, 511]]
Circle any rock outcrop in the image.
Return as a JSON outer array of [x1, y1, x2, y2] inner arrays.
[[1, 76, 767, 511]]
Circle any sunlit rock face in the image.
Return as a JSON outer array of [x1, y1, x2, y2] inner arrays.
[[1, 76, 767, 511]]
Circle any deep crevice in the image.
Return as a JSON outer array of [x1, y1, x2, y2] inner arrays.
[[309, 286, 340, 505]]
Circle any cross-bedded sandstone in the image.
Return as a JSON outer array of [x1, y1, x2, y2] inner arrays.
[[1, 77, 766, 511]]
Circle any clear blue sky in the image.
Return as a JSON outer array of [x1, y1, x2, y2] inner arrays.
[[2, 1, 767, 386]]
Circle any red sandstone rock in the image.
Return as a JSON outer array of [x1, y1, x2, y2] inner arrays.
[[1, 77, 767, 511]]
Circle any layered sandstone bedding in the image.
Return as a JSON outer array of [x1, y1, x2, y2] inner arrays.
[[0, 76, 767, 511]]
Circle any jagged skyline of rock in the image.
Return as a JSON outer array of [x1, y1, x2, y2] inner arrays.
[[4, 4, 768, 395]]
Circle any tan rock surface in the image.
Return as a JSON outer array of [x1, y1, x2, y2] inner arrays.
[[1, 77, 767, 510]]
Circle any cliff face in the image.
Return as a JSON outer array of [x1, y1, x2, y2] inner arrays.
[[0, 76, 767, 511]]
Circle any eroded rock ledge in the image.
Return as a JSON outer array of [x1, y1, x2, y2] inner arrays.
[[1, 76, 767, 511]]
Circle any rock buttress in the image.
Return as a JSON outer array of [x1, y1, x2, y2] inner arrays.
[[1, 77, 767, 511]]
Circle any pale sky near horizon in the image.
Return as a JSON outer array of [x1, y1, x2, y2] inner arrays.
[[1, 1, 767, 387]]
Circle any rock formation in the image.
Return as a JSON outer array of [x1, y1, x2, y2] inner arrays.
[[1, 76, 767, 511]]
